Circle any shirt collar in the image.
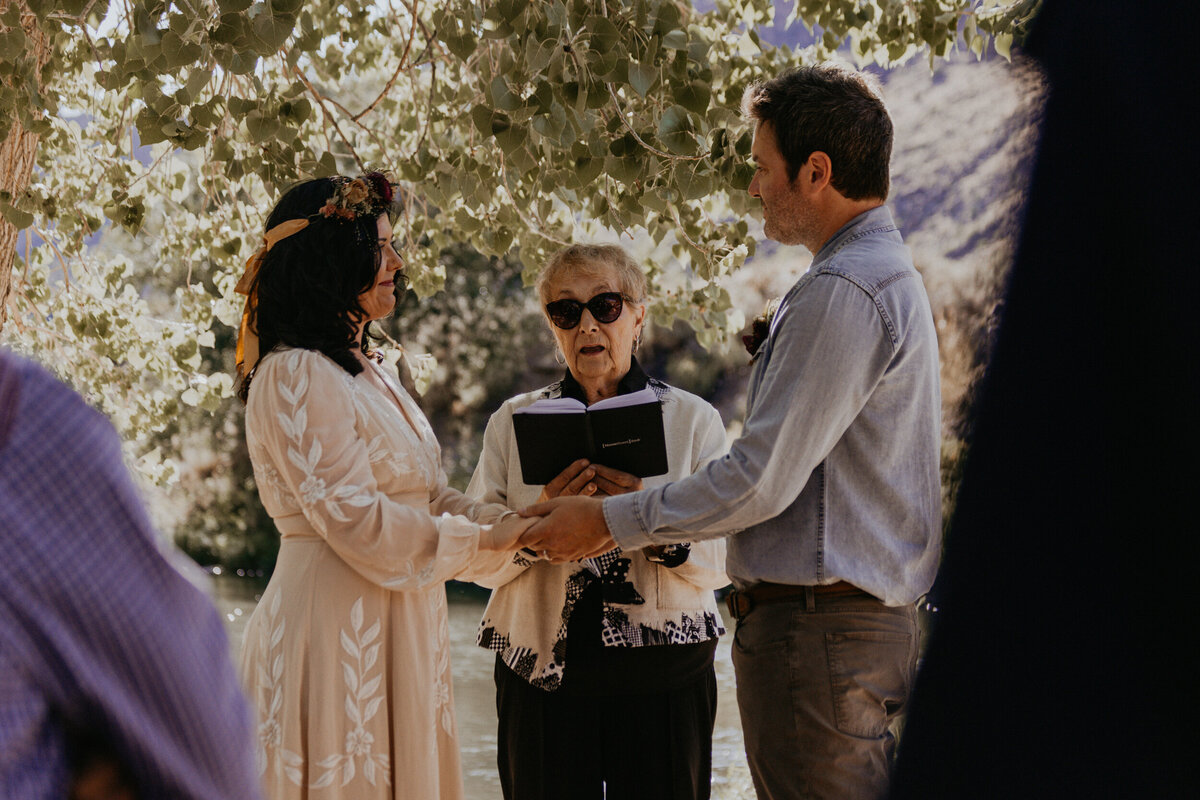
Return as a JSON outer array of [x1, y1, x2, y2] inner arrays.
[[812, 205, 899, 267], [560, 356, 649, 404]]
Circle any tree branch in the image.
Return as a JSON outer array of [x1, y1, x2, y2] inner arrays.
[[290, 63, 365, 171], [351, 0, 421, 121]]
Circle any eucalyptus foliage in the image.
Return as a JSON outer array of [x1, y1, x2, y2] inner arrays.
[[0, 0, 1037, 485]]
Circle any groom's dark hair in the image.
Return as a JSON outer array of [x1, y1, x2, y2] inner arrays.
[[742, 63, 892, 201]]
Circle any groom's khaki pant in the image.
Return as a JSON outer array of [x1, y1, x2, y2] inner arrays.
[[732, 588, 919, 800]]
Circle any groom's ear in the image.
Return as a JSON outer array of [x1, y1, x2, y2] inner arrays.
[[802, 151, 833, 193]]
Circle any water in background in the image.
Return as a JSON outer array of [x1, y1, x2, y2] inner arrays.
[[212, 576, 755, 800]]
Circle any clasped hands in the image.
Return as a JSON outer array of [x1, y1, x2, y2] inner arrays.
[[510, 458, 640, 562]]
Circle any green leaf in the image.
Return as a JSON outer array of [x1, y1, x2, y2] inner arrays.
[[608, 132, 638, 158], [604, 154, 642, 185], [495, 123, 528, 154], [135, 108, 168, 145], [0, 29, 26, 61], [454, 207, 483, 233], [495, 0, 528, 23], [658, 104, 699, 156], [489, 75, 521, 111], [573, 155, 603, 186], [563, 81, 583, 108], [994, 32, 1013, 61], [281, 97, 311, 123], [673, 80, 711, 115], [504, 141, 537, 174], [482, 5, 514, 39], [184, 69, 210, 102], [526, 37, 557, 73], [653, 2, 682, 35], [662, 29, 688, 51], [628, 60, 657, 97], [586, 15, 621, 53], [728, 161, 755, 191], [441, 25, 478, 62], [471, 104, 497, 137], [160, 31, 187, 68], [210, 15, 247, 46], [245, 111, 281, 143], [673, 164, 714, 200], [531, 100, 566, 140], [317, 151, 339, 176], [252, 13, 295, 52], [0, 203, 33, 229]]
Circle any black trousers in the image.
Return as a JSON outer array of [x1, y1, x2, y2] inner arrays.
[[494, 657, 717, 800]]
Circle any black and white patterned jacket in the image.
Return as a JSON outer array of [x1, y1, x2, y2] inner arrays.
[[461, 373, 729, 691]]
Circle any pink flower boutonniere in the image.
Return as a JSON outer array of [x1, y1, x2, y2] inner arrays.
[[742, 297, 782, 364]]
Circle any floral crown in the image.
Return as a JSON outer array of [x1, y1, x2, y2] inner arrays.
[[318, 171, 396, 221], [233, 170, 397, 380]]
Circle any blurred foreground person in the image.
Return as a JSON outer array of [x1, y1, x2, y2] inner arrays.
[[0, 349, 260, 800], [890, 2, 1200, 797], [234, 173, 534, 799]]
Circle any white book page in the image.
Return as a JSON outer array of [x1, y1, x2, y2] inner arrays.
[[513, 397, 586, 414], [514, 387, 658, 414], [589, 387, 658, 410]]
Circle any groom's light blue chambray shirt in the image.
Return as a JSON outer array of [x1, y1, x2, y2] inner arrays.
[[604, 206, 942, 606]]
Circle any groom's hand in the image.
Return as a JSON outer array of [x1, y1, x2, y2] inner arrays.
[[518, 495, 614, 562]]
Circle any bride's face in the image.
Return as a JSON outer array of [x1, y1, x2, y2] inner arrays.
[[358, 215, 405, 322]]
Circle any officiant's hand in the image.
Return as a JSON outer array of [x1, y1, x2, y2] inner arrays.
[[537, 460, 643, 502], [517, 496, 614, 563], [588, 464, 643, 497], [537, 458, 597, 502]]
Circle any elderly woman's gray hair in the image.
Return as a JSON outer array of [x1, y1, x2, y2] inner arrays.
[[537, 244, 647, 306]]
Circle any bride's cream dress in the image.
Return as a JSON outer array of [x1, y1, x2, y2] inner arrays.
[[238, 347, 509, 799]]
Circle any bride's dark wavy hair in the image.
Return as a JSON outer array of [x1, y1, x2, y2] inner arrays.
[[237, 176, 388, 402]]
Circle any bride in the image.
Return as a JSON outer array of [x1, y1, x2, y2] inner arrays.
[[233, 171, 534, 799]]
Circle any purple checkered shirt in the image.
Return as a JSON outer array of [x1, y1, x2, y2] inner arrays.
[[0, 351, 260, 799]]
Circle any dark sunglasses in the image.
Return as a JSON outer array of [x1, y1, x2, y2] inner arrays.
[[545, 292, 627, 330]]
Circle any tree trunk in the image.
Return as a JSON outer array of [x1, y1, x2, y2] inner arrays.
[[0, 1, 47, 333]]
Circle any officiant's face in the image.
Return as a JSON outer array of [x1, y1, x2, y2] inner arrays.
[[546, 266, 646, 401]]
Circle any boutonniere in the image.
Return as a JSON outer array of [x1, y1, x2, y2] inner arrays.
[[742, 297, 782, 363]]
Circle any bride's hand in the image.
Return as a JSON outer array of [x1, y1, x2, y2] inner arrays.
[[480, 513, 540, 552]]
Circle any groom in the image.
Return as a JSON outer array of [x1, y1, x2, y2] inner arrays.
[[520, 63, 942, 799]]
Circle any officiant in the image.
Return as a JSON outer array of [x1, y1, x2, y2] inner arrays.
[[465, 243, 730, 800]]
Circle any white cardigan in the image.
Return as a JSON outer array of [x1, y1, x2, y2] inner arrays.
[[463, 375, 730, 691]]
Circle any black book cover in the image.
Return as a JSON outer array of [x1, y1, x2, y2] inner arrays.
[[512, 390, 668, 485]]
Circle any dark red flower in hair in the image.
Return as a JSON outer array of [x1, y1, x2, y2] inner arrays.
[[363, 171, 394, 205]]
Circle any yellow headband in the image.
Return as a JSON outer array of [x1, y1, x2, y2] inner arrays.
[[234, 218, 310, 380]]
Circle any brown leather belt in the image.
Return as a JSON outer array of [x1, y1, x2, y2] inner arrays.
[[725, 581, 873, 621]]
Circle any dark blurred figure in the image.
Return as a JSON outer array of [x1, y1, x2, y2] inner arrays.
[[0, 350, 260, 799], [891, 2, 1200, 797]]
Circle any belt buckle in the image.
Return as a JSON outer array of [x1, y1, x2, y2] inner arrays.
[[726, 589, 754, 621]]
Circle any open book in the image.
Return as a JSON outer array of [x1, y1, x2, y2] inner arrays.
[[512, 387, 668, 485]]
